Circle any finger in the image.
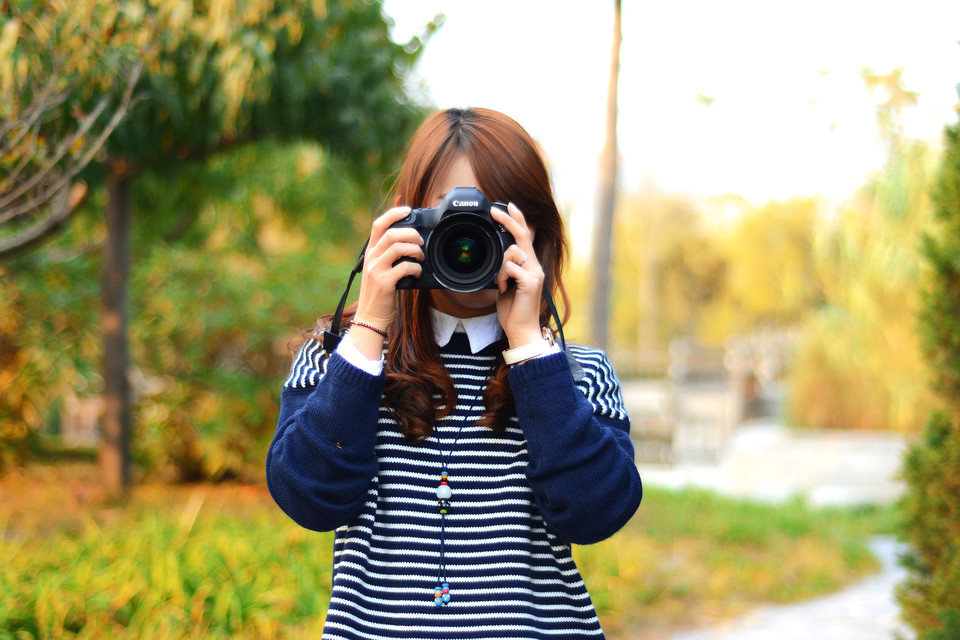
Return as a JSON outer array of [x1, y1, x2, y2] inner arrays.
[[501, 244, 527, 267], [375, 241, 426, 269], [491, 203, 533, 246], [370, 206, 413, 245], [367, 226, 424, 260], [388, 258, 423, 286], [497, 252, 539, 293]]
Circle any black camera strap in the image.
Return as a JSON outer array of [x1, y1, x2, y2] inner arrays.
[[323, 238, 584, 381], [541, 285, 585, 382], [322, 238, 368, 353]]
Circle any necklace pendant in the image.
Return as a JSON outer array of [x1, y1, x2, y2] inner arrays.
[[436, 469, 452, 514], [434, 582, 451, 606]]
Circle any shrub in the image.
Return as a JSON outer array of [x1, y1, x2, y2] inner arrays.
[[897, 90, 960, 638]]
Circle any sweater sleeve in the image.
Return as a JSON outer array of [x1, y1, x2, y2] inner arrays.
[[508, 346, 642, 544], [266, 339, 385, 532]]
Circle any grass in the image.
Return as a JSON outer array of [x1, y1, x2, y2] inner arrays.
[[0, 463, 899, 639], [574, 486, 898, 638]]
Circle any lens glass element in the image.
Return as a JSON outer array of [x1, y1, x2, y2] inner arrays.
[[429, 214, 502, 292], [445, 234, 487, 274]]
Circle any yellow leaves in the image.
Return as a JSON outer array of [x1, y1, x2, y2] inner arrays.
[[295, 145, 322, 177], [253, 193, 307, 255], [157, 0, 193, 41], [218, 42, 258, 135], [0, 18, 21, 102], [312, 0, 327, 20]]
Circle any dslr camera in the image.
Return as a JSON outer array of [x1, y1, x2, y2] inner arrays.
[[391, 186, 514, 292]]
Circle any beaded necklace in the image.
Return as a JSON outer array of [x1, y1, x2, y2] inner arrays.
[[433, 419, 467, 607]]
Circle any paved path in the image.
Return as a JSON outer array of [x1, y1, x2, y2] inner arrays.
[[666, 537, 913, 640], [621, 381, 912, 507], [621, 381, 916, 639]]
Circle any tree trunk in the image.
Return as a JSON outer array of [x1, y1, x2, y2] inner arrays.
[[591, 0, 622, 349], [100, 168, 133, 500]]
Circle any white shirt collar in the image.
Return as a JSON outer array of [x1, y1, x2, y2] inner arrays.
[[430, 308, 503, 354]]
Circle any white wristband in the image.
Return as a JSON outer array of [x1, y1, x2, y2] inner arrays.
[[502, 339, 551, 365]]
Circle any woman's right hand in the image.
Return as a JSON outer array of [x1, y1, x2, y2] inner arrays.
[[351, 206, 424, 337]]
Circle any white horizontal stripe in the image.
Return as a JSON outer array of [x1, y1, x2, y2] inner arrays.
[[439, 352, 497, 362], [365, 534, 552, 548], [342, 544, 569, 563], [361, 508, 537, 523], [335, 551, 581, 576], [369, 515, 547, 529], [335, 527, 570, 555], [324, 615, 602, 637], [376, 484, 533, 499], [329, 597, 597, 621], [376, 451, 528, 464], [330, 587, 593, 612], [377, 496, 532, 509], [374, 436, 526, 449], [445, 362, 497, 372], [331, 560, 586, 588], [377, 468, 528, 483], [332, 574, 591, 600]]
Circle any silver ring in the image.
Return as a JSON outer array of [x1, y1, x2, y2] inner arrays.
[[520, 253, 529, 266]]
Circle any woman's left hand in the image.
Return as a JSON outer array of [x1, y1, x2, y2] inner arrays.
[[491, 203, 544, 348]]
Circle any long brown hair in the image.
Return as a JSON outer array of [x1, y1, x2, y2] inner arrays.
[[306, 108, 570, 441]]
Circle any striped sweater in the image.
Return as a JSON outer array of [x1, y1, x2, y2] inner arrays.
[[267, 331, 642, 639]]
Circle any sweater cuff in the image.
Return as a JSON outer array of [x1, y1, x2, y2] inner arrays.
[[336, 334, 385, 376], [507, 349, 570, 384]]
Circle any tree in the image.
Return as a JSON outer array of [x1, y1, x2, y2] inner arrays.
[[590, 0, 621, 349], [0, 57, 143, 255], [897, 84, 960, 640], [610, 190, 726, 350], [785, 69, 937, 433], [3, 0, 429, 498], [706, 197, 823, 334]]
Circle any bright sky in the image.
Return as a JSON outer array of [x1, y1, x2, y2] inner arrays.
[[382, 0, 960, 245]]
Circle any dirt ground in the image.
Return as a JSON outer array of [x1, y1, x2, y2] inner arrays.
[[0, 461, 273, 539]]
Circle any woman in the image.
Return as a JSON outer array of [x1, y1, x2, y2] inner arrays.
[[267, 107, 642, 639]]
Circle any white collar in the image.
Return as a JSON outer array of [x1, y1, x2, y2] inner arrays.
[[430, 308, 503, 354]]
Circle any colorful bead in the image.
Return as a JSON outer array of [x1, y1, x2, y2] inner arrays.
[[434, 583, 451, 606], [436, 483, 452, 500]]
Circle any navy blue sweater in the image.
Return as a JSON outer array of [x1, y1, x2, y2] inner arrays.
[[267, 332, 642, 639]]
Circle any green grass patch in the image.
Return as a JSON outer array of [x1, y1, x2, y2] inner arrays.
[[573, 486, 900, 638], [0, 471, 899, 639]]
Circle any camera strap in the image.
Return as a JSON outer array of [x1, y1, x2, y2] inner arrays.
[[541, 285, 585, 382], [323, 238, 584, 381], [322, 238, 368, 353]]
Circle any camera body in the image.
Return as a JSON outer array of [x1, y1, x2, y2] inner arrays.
[[391, 186, 514, 292]]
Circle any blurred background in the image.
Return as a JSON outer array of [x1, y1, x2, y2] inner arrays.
[[2, 1, 960, 638]]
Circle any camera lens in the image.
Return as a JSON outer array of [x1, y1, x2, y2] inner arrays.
[[444, 235, 487, 274], [429, 214, 502, 292]]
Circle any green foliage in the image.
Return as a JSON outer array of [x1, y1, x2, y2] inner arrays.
[[897, 92, 960, 639], [0, 490, 335, 638], [3, 0, 427, 180], [1, 141, 371, 480], [0, 206, 103, 472], [2, 0, 430, 478], [575, 486, 893, 637], [0, 476, 894, 639]]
